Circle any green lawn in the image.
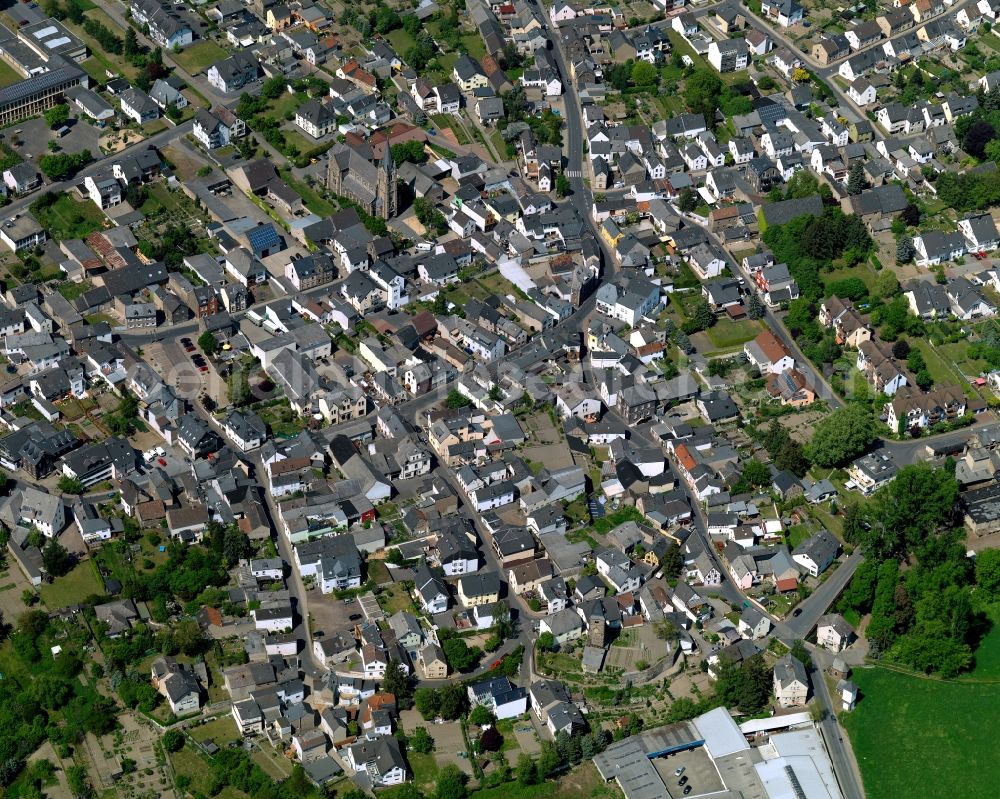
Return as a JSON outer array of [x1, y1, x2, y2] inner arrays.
[[69, 11, 137, 80], [785, 524, 811, 550], [937, 341, 989, 380], [39, 560, 104, 609], [189, 716, 239, 746], [385, 28, 417, 56], [169, 746, 247, 799], [911, 339, 974, 395], [0, 59, 21, 89], [460, 34, 486, 60], [823, 261, 878, 292], [378, 583, 415, 615], [172, 39, 229, 75], [408, 751, 440, 794], [431, 114, 470, 144], [705, 318, 762, 350], [844, 664, 1000, 799], [31, 194, 107, 240]]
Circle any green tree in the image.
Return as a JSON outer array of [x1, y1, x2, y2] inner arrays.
[[442, 637, 480, 671], [630, 60, 657, 86], [491, 601, 513, 640], [976, 548, 1000, 598], [683, 70, 723, 126], [677, 187, 698, 213], [57, 475, 84, 495], [846, 162, 867, 196], [414, 687, 440, 720], [124, 27, 139, 58], [260, 76, 285, 100], [162, 730, 184, 752], [44, 103, 70, 128], [468, 704, 493, 726], [445, 390, 472, 409], [896, 236, 916, 264], [555, 172, 571, 198], [861, 463, 959, 560], [41, 538, 72, 577], [382, 658, 412, 708], [515, 754, 538, 785], [689, 297, 716, 330], [437, 683, 467, 719], [790, 640, 811, 668], [536, 631, 554, 652], [807, 405, 878, 467], [875, 268, 900, 298], [410, 726, 435, 753], [746, 293, 765, 320], [198, 331, 218, 356], [740, 458, 770, 487], [391, 140, 425, 165]]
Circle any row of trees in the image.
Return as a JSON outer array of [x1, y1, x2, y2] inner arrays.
[[838, 464, 988, 676]]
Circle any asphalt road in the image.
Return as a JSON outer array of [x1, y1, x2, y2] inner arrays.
[[810, 647, 866, 799], [701, 221, 845, 409], [3, 119, 194, 221]]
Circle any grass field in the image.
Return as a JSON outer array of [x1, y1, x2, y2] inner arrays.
[[169, 746, 247, 799], [937, 341, 989, 380], [844, 604, 1000, 799], [40, 560, 104, 608], [911, 339, 974, 396], [705, 317, 762, 350], [823, 261, 878, 292], [385, 28, 417, 56], [378, 582, 415, 615], [172, 39, 228, 75], [0, 59, 21, 89], [31, 194, 107, 240], [281, 170, 337, 217], [467, 763, 622, 799], [69, 11, 137, 80], [189, 716, 240, 746]]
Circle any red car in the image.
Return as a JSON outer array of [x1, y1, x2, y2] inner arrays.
[[157, 457, 167, 466]]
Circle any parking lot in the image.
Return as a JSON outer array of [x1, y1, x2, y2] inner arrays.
[[308, 587, 363, 639], [652, 747, 724, 798], [4, 114, 100, 165]]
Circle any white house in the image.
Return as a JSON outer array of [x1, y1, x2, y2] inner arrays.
[[847, 75, 876, 107], [773, 654, 809, 708], [743, 330, 795, 374]]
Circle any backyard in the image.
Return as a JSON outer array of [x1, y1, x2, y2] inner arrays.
[[31, 193, 108, 240], [39, 559, 104, 609], [172, 40, 229, 75], [843, 603, 1000, 799]]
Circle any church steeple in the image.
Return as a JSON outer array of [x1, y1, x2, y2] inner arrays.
[[378, 143, 397, 221]]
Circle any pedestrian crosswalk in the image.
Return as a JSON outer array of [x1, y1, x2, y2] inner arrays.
[[566, 169, 583, 178]]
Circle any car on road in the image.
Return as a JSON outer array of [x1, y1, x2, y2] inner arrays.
[[349, 614, 362, 621], [792, 608, 803, 617]]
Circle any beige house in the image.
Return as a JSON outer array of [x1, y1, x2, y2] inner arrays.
[[418, 643, 448, 679], [817, 613, 856, 653], [773, 654, 809, 708], [508, 558, 553, 595]]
